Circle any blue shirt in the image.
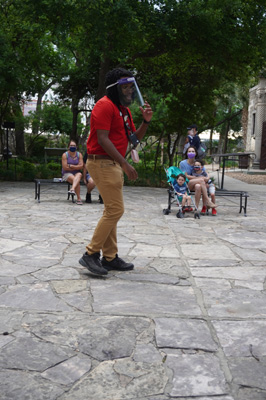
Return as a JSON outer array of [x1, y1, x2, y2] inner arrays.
[[179, 159, 194, 175], [180, 159, 206, 175], [173, 182, 187, 195]]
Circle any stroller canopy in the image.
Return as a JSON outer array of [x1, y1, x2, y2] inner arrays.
[[165, 166, 185, 185]]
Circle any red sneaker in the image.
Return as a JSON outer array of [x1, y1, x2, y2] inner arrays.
[[187, 207, 193, 212], [201, 206, 207, 215], [212, 208, 217, 216]]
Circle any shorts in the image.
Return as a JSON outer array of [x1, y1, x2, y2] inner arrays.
[[86, 172, 91, 180], [208, 183, 215, 195], [62, 173, 73, 182]]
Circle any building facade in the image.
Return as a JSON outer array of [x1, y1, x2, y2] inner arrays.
[[247, 77, 266, 169]]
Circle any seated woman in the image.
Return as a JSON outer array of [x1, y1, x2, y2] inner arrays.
[[62, 140, 83, 205], [179, 146, 217, 211], [190, 159, 217, 216]]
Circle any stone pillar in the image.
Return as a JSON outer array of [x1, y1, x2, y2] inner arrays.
[[247, 86, 256, 154], [253, 77, 266, 168]]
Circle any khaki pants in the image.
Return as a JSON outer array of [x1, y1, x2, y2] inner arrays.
[[86, 159, 124, 261]]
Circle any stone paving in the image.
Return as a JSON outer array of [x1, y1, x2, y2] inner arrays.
[[0, 175, 266, 400]]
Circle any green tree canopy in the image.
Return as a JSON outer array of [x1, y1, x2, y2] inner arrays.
[[0, 0, 266, 162]]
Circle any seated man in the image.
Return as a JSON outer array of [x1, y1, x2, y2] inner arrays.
[[83, 152, 95, 203], [83, 152, 103, 204]]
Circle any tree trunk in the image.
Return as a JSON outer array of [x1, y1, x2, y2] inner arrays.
[[13, 99, 25, 156], [153, 132, 164, 170], [223, 107, 231, 154], [167, 133, 180, 166], [32, 81, 56, 136], [210, 128, 213, 154], [95, 58, 111, 101], [32, 93, 44, 136], [71, 96, 79, 143]]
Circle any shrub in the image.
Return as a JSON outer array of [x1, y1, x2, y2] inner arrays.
[[0, 158, 62, 181]]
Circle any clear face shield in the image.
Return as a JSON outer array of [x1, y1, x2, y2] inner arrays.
[[106, 77, 144, 107]]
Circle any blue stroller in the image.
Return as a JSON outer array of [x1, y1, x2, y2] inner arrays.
[[163, 166, 200, 219]]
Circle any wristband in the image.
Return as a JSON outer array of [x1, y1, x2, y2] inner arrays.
[[143, 119, 150, 124]]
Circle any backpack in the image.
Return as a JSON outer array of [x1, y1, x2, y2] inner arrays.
[[197, 142, 207, 158]]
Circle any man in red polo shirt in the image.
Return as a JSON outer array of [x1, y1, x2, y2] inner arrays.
[[79, 68, 153, 275]]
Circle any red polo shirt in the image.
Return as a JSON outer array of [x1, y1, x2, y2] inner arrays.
[[87, 96, 136, 157]]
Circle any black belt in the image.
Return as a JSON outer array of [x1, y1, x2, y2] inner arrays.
[[87, 154, 113, 160]]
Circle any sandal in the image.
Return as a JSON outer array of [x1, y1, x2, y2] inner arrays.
[[76, 200, 83, 205], [68, 189, 76, 195]]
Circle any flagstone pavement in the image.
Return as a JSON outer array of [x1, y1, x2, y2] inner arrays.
[[0, 174, 266, 400]]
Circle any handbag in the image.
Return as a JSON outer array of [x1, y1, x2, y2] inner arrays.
[[131, 149, 139, 163]]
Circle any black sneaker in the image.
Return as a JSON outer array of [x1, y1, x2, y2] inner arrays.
[[79, 252, 108, 275], [101, 255, 134, 271], [85, 193, 92, 203], [99, 195, 103, 204]]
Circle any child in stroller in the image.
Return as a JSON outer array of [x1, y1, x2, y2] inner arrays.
[[163, 166, 200, 219], [173, 174, 193, 213]]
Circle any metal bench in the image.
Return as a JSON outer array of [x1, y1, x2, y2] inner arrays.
[[209, 153, 253, 217], [214, 189, 249, 216], [34, 179, 81, 203], [34, 179, 103, 204], [163, 187, 249, 217]]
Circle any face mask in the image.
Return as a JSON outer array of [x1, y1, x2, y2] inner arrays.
[[187, 152, 195, 159], [69, 146, 76, 152]]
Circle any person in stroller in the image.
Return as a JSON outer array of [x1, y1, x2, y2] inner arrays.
[[190, 160, 217, 216], [173, 174, 193, 212]]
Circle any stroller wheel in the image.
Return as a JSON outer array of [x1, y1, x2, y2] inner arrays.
[[176, 211, 184, 218], [194, 211, 200, 219], [163, 209, 170, 215]]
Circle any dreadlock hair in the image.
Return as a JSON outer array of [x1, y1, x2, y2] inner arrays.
[[105, 68, 134, 106]]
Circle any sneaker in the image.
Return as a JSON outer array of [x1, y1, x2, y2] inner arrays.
[[201, 206, 207, 215], [101, 255, 134, 271], [85, 193, 92, 203], [212, 208, 217, 216], [187, 207, 193, 212], [79, 252, 108, 275]]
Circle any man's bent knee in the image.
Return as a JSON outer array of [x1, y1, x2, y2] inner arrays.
[[104, 205, 124, 221]]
